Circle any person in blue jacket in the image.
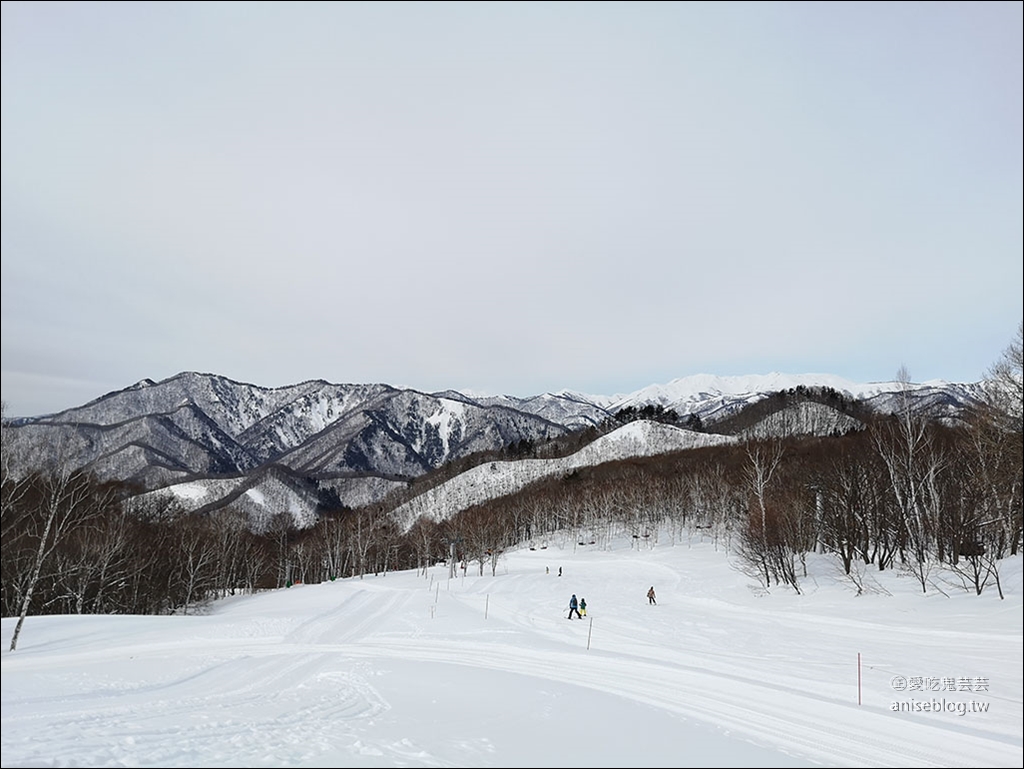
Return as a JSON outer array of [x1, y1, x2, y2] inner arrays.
[[568, 594, 581, 619]]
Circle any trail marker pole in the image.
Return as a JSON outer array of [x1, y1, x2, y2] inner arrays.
[[858, 653, 862, 705]]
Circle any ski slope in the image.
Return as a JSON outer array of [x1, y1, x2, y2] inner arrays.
[[2, 531, 1020, 768]]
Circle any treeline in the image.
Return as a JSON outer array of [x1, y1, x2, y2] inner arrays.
[[606, 403, 703, 431], [2, 475, 277, 618]]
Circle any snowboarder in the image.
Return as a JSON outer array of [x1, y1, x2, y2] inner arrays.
[[579, 597, 587, 617], [568, 594, 581, 619], [647, 586, 656, 605]]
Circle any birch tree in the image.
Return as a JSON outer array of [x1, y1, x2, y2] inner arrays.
[[872, 366, 945, 592], [8, 463, 100, 650]]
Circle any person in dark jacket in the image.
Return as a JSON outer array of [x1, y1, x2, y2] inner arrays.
[[647, 586, 657, 605], [579, 597, 587, 617], [568, 594, 581, 619]]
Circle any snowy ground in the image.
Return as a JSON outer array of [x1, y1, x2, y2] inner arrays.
[[2, 530, 1021, 768]]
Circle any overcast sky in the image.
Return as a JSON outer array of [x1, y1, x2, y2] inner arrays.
[[2, 1, 1022, 418]]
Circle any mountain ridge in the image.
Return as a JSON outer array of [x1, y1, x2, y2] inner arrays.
[[3, 369, 985, 532]]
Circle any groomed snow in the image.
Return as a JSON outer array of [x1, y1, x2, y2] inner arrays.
[[2, 529, 1019, 768]]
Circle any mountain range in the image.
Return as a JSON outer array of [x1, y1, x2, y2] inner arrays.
[[3, 370, 984, 531]]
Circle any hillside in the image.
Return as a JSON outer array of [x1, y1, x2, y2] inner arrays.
[[390, 420, 737, 532]]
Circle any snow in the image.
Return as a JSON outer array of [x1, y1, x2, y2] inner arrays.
[[2, 531, 1020, 768], [568, 373, 975, 412], [425, 399, 467, 456], [168, 482, 208, 502]]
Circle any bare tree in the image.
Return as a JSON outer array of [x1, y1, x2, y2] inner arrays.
[[346, 505, 392, 579], [51, 486, 128, 614], [687, 462, 740, 550], [737, 440, 793, 590], [8, 461, 99, 650], [745, 441, 785, 536], [1, 402, 38, 560], [945, 321, 1024, 594], [871, 366, 947, 592], [208, 508, 259, 596], [978, 322, 1024, 556], [175, 516, 220, 614], [983, 321, 1024, 434], [317, 511, 355, 580]]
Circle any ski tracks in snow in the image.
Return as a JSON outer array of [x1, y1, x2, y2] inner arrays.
[[3, 567, 1019, 768]]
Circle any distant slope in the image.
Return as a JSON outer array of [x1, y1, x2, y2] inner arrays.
[[739, 399, 864, 439], [390, 420, 737, 532], [133, 464, 327, 532]]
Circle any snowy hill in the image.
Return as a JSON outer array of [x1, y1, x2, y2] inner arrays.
[[738, 398, 864, 439], [391, 420, 737, 532]]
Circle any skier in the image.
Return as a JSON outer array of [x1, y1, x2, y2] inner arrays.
[[568, 594, 581, 619], [647, 586, 657, 605], [579, 597, 587, 617]]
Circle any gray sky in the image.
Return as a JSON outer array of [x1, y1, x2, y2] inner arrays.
[[3, 1, 1022, 418]]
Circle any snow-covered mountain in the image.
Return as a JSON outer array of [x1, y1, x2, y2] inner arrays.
[[4, 372, 579, 488], [4, 370, 984, 531], [569, 372, 981, 423]]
